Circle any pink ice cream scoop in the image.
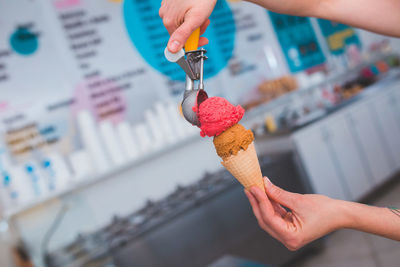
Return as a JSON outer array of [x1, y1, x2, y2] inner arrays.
[[195, 96, 244, 137]]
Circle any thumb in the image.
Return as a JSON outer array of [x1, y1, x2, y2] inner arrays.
[[264, 177, 298, 209], [168, 15, 204, 53]]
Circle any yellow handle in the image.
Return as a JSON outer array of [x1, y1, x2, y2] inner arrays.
[[184, 28, 200, 52]]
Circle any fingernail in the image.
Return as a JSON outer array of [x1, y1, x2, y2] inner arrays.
[[169, 40, 180, 52], [264, 177, 271, 185]]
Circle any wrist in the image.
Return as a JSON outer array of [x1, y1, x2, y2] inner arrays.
[[332, 199, 356, 229]]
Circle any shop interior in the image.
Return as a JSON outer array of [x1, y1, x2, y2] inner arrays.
[[0, 0, 400, 266]]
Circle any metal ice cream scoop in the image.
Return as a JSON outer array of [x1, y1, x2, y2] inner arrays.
[[164, 28, 208, 126]]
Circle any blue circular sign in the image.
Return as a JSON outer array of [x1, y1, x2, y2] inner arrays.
[[10, 28, 39, 56], [123, 0, 235, 81]]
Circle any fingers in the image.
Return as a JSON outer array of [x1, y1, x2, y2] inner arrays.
[[271, 200, 287, 218], [198, 37, 209, 47], [245, 190, 264, 224], [198, 19, 210, 47], [166, 24, 208, 51], [263, 178, 287, 217], [250, 186, 276, 216], [168, 14, 204, 53], [249, 184, 305, 251], [244, 190, 281, 241], [250, 186, 287, 234], [160, 3, 210, 53], [159, 5, 176, 35], [200, 19, 210, 35], [264, 177, 299, 210], [163, 18, 176, 36]]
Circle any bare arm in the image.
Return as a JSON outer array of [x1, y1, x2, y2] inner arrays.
[[247, 0, 400, 37], [341, 201, 400, 240], [321, 0, 400, 37], [160, 0, 400, 53], [245, 177, 400, 251]]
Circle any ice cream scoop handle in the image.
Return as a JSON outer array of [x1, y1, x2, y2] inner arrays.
[[184, 28, 200, 52]]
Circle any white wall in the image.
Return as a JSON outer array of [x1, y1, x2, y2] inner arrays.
[[13, 136, 222, 266], [6, 15, 400, 267]]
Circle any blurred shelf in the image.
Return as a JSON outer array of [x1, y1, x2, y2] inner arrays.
[[245, 68, 400, 136], [1, 133, 201, 220], [2, 53, 398, 221], [244, 53, 400, 125]]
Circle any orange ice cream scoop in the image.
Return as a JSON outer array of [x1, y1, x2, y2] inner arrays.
[[197, 96, 244, 137], [213, 124, 254, 160]]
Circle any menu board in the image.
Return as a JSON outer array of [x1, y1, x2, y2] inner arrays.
[[0, 0, 72, 106], [4, 0, 369, 215], [268, 12, 326, 72], [0, 0, 276, 163], [0, 0, 77, 162], [317, 19, 361, 55], [124, 0, 235, 82]]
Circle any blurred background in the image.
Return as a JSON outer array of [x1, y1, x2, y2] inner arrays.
[[0, 0, 400, 266]]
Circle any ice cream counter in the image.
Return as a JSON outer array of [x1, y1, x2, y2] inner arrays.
[[255, 72, 400, 202], [46, 153, 321, 267]]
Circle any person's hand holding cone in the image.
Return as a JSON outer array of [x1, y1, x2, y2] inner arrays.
[[195, 97, 265, 193]]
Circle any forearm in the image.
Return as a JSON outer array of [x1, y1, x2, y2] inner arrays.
[[339, 200, 400, 241], [245, 0, 321, 17], [317, 0, 400, 37], [245, 0, 400, 37]]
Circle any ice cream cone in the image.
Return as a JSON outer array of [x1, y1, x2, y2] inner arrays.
[[221, 142, 265, 193], [196, 97, 264, 192]]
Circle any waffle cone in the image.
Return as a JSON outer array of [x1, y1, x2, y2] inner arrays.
[[221, 142, 265, 193]]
